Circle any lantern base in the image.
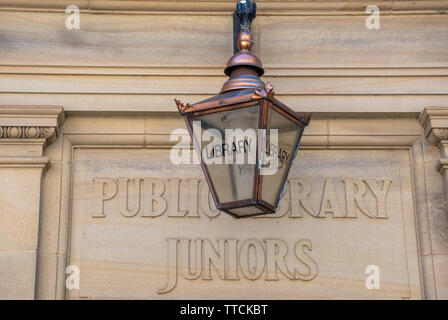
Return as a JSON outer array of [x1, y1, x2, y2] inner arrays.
[[219, 200, 277, 219]]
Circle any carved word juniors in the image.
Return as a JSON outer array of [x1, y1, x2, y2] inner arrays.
[[158, 238, 317, 294]]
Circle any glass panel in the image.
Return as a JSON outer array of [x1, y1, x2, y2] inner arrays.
[[228, 206, 265, 217], [190, 104, 260, 204], [261, 105, 304, 208]]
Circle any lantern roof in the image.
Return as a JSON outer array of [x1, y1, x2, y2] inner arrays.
[[174, 3, 310, 127], [175, 86, 311, 127]]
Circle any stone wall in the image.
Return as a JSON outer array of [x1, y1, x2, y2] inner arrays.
[[0, 0, 447, 299]]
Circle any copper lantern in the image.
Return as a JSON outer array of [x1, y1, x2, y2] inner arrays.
[[175, 0, 310, 218]]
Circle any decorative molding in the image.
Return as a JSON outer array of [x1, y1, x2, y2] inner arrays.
[[2, 66, 448, 77], [419, 107, 448, 146], [429, 128, 448, 145], [62, 111, 420, 149], [436, 155, 448, 173], [0, 106, 64, 147], [58, 112, 425, 300], [0, 126, 55, 139], [0, 1, 446, 16], [0, 155, 50, 168]]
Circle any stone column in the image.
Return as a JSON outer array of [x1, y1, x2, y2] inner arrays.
[[0, 106, 64, 299]]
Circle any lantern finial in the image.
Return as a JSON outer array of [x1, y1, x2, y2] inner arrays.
[[236, 30, 254, 51], [221, 0, 264, 93], [221, 2, 265, 93]]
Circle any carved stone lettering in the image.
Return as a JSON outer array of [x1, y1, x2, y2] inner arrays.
[[168, 178, 187, 217], [289, 179, 317, 218], [202, 239, 226, 280], [239, 239, 265, 281], [200, 180, 220, 218], [264, 239, 293, 280], [72, 149, 420, 299], [141, 178, 167, 217], [343, 179, 372, 218], [91, 177, 393, 219], [293, 239, 318, 281], [92, 178, 117, 218], [318, 179, 344, 218], [225, 239, 240, 281], [179, 238, 201, 280], [118, 178, 141, 217], [158, 238, 318, 294], [365, 179, 392, 218]]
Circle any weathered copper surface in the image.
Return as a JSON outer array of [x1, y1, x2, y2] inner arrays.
[[221, 30, 265, 93]]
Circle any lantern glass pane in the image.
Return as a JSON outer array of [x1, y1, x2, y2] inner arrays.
[[190, 104, 260, 204], [261, 105, 304, 207]]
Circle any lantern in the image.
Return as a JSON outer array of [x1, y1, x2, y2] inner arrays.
[[175, 0, 310, 218]]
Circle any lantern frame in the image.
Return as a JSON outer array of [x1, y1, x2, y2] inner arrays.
[[176, 85, 310, 218]]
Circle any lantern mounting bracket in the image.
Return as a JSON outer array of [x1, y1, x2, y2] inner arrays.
[[233, 0, 256, 53]]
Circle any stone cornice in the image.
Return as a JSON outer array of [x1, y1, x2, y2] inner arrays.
[[0, 0, 446, 16], [0, 106, 65, 147], [419, 107, 448, 146], [0, 155, 50, 168]]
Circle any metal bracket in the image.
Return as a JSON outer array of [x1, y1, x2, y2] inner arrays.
[[233, 0, 256, 53]]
